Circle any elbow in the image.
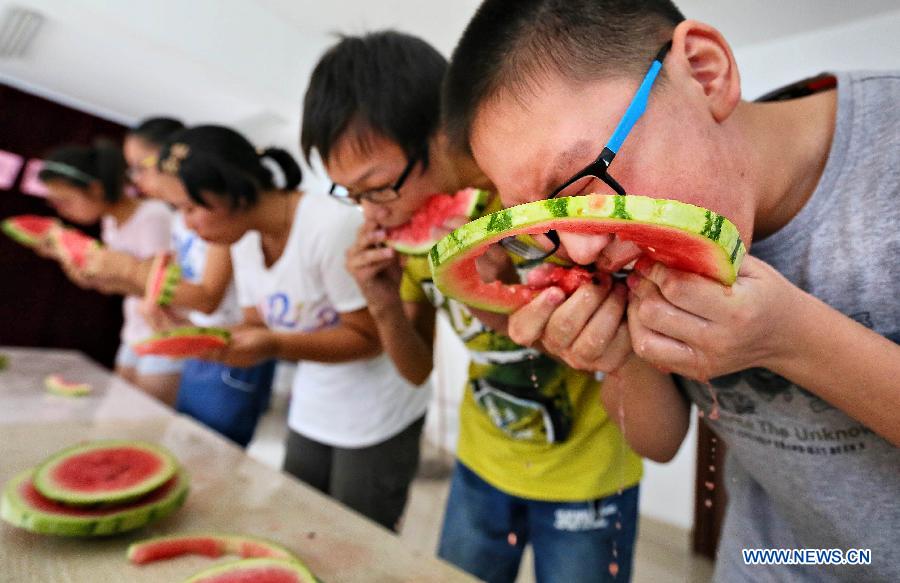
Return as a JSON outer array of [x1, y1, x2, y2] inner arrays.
[[640, 442, 682, 464], [406, 367, 433, 387]]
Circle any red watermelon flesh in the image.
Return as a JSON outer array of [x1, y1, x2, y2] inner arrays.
[[2, 215, 59, 247], [54, 228, 99, 269], [386, 188, 488, 255], [133, 327, 231, 358], [429, 195, 746, 314], [33, 440, 179, 505], [183, 559, 318, 583], [128, 533, 297, 564]]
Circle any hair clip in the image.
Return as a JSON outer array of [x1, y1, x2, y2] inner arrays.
[[161, 143, 190, 174]]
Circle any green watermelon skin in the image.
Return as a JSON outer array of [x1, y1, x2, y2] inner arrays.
[[0, 468, 189, 536], [33, 440, 179, 506], [182, 558, 318, 583], [429, 194, 746, 314]]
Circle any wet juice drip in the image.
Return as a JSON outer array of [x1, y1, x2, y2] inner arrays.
[[608, 370, 627, 579]]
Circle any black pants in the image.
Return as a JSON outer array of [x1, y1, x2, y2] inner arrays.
[[282, 416, 424, 531]]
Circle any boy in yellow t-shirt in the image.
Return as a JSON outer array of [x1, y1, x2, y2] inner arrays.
[[301, 31, 642, 582]]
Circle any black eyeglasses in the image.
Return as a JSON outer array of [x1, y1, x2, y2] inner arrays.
[[329, 154, 420, 206], [500, 41, 672, 265]]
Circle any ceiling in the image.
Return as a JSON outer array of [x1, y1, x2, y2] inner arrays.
[[1, 0, 898, 152]]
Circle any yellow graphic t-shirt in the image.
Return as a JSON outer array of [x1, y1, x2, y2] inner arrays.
[[400, 195, 642, 501]]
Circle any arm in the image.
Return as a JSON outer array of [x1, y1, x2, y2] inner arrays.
[[629, 256, 900, 446], [167, 244, 231, 314]]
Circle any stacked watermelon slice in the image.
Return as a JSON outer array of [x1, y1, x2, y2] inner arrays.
[[1, 440, 189, 536]]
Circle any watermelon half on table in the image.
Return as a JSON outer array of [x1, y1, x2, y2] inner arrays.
[[386, 188, 489, 255], [44, 374, 92, 397], [32, 440, 179, 506], [133, 327, 231, 359], [0, 468, 189, 536], [1, 214, 60, 247], [182, 558, 318, 583], [428, 194, 747, 314]]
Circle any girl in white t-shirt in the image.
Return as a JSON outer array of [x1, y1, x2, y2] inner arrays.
[[154, 125, 431, 530], [38, 141, 182, 403]]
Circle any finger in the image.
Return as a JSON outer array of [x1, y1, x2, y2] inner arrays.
[[507, 287, 566, 346], [347, 246, 395, 271], [565, 283, 627, 364], [632, 262, 730, 318], [628, 276, 711, 343], [544, 283, 612, 352], [626, 300, 703, 378], [593, 321, 632, 373]]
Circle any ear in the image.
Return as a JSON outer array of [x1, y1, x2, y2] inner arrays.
[[670, 20, 741, 123]]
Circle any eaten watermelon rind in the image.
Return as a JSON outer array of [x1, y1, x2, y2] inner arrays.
[[44, 374, 92, 397], [0, 468, 189, 537], [145, 252, 182, 308], [2, 215, 60, 247], [133, 327, 231, 358], [33, 440, 179, 506], [182, 558, 318, 583], [429, 194, 747, 314], [127, 532, 299, 564]]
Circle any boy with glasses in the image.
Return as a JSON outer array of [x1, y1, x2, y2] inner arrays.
[[443, 1, 900, 581], [302, 31, 643, 582]]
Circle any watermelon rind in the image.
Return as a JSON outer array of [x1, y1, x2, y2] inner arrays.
[[44, 374, 92, 397], [2, 215, 59, 247], [145, 252, 182, 308], [1, 468, 189, 537], [388, 188, 490, 256], [128, 532, 299, 564], [33, 440, 179, 506], [429, 194, 746, 314], [182, 558, 318, 583], [133, 327, 231, 358]]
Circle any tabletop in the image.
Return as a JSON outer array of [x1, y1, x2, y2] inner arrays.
[[0, 347, 474, 582]]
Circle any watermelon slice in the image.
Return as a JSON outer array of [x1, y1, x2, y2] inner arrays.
[[0, 468, 189, 536], [1, 215, 60, 247], [44, 374, 92, 397], [145, 251, 181, 308], [133, 327, 231, 358], [52, 227, 100, 270], [386, 188, 489, 255], [429, 194, 746, 314], [182, 558, 318, 583], [33, 440, 179, 506], [128, 533, 298, 564]]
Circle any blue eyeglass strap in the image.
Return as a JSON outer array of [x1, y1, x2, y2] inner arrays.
[[605, 42, 672, 155]]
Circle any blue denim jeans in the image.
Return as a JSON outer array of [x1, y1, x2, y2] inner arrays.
[[438, 462, 639, 583], [175, 359, 275, 447]]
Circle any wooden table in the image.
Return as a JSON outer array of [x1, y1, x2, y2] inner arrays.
[[0, 348, 473, 582]]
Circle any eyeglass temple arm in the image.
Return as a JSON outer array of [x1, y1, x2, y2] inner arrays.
[[604, 42, 672, 158]]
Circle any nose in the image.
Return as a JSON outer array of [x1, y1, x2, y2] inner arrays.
[[557, 231, 613, 266]]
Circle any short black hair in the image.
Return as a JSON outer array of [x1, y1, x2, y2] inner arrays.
[[158, 125, 303, 210], [130, 117, 185, 147], [301, 30, 447, 168], [39, 139, 126, 203], [443, 0, 685, 152]]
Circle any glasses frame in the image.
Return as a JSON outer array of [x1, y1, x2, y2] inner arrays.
[[502, 41, 672, 265], [329, 153, 420, 206]]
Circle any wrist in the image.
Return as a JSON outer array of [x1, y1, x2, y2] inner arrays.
[[758, 282, 810, 373]]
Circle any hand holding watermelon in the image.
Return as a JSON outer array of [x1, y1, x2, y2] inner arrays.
[[197, 326, 278, 368], [346, 221, 405, 314]]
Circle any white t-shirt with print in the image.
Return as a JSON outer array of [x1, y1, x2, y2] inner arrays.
[[101, 199, 173, 346], [231, 192, 431, 448], [170, 213, 243, 327]]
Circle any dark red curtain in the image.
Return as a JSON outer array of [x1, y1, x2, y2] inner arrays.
[[0, 83, 126, 368]]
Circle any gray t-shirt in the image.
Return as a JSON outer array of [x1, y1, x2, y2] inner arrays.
[[681, 71, 900, 582]]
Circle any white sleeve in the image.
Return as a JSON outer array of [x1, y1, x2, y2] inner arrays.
[[230, 233, 261, 309], [136, 202, 173, 258], [318, 207, 368, 314]]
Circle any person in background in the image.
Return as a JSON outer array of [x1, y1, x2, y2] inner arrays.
[[38, 140, 181, 403], [303, 31, 642, 582], [442, 1, 900, 581], [154, 125, 431, 531]]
